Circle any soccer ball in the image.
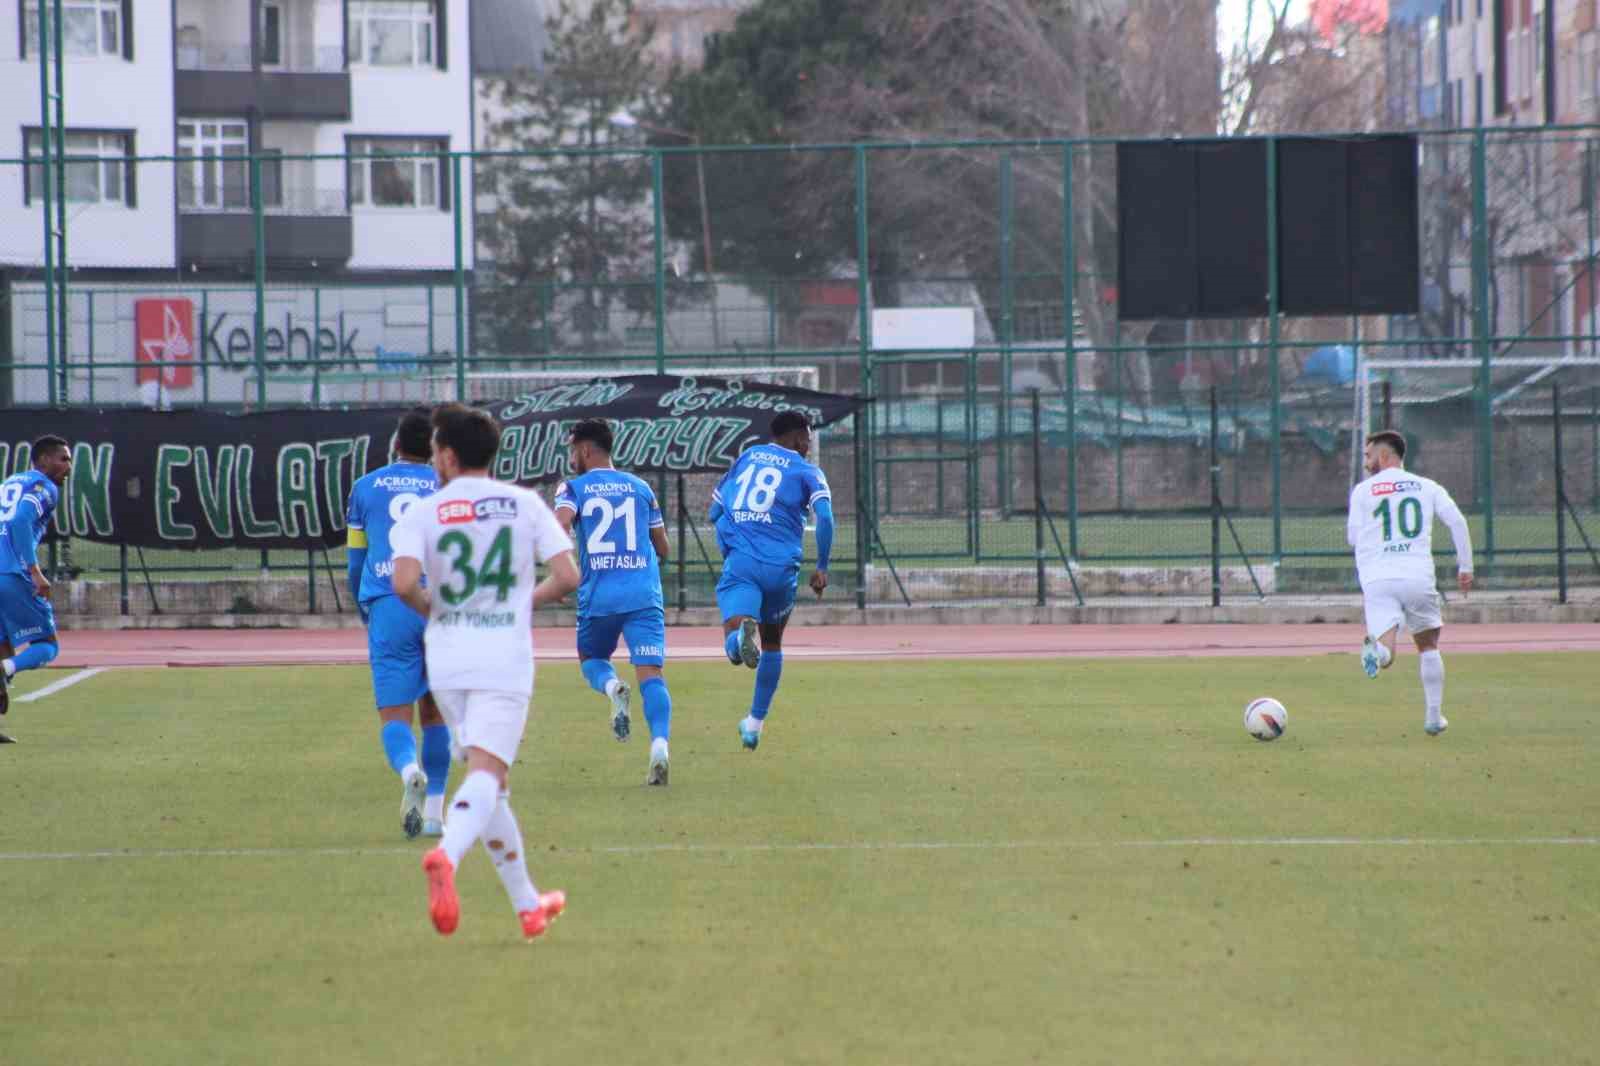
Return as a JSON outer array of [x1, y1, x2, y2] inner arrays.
[[1243, 697, 1287, 741]]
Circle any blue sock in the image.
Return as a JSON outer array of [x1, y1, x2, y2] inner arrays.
[[581, 658, 619, 695], [380, 720, 417, 776], [724, 628, 742, 664], [11, 642, 59, 673], [420, 724, 451, 796], [751, 651, 783, 721], [640, 677, 671, 741]]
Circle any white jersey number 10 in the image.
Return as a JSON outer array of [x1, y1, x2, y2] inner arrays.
[[1373, 496, 1423, 542]]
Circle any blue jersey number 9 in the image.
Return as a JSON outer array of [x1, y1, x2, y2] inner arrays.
[[0, 482, 22, 523]]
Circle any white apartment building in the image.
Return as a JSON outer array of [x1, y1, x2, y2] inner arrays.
[[1387, 0, 1600, 352], [0, 0, 478, 404]]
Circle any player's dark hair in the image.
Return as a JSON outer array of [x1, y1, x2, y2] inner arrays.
[[396, 408, 433, 460], [1366, 430, 1406, 460], [769, 410, 811, 440], [31, 434, 68, 462], [431, 403, 502, 470], [570, 418, 614, 454]]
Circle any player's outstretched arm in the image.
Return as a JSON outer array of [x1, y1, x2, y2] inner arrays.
[[1434, 486, 1475, 594], [392, 556, 430, 617], [8, 496, 50, 598], [533, 549, 580, 608], [809, 498, 835, 597], [345, 532, 368, 622], [650, 524, 671, 562]]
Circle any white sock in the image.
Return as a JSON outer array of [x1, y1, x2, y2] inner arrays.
[[483, 791, 540, 913], [2, 658, 13, 679], [604, 677, 623, 699], [440, 770, 499, 868], [424, 794, 444, 823], [741, 715, 763, 734], [1375, 642, 1393, 667], [1419, 650, 1445, 724], [400, 761, 421, 782], [650, 737, 669, 761]]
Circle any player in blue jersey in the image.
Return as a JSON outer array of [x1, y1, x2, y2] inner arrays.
[[346, 409, 450, 836], [0, 435, 72, 742], [553, 419, 676, 785], [708, 410, 834, 751]]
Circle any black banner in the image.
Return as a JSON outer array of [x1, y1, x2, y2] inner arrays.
[[0, 375, 864, 550]]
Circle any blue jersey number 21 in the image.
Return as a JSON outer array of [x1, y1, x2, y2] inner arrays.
[[583, 496, 638, 554]]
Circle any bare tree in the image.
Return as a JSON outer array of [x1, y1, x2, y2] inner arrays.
[[767, 0, 1222, 396]]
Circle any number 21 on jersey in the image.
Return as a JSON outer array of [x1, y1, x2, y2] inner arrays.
[[582, 496, 638, 554]]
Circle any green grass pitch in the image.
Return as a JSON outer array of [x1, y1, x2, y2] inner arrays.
[[2, 653, 1597, 1065]]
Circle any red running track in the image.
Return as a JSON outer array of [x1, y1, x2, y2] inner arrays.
[[49, 623, 1600, 670]]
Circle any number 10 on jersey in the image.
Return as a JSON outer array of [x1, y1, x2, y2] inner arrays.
[[1374, 496, 1422, 541]]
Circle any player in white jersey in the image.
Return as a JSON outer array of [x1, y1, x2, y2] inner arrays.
[[1346, 430, 1474, 736], [391, 404, 580, 940]]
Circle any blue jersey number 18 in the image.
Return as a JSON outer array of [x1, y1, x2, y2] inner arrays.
[[730, 465, 782, 512]]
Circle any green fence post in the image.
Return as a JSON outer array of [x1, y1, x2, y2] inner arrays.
[[200, 289, 211, 405], [451, 153, 467, 402], [854, 145, 874, 552], [1586, 142, 1595, 360], [768, 279, 778, 352], [1115, 344, 1124, 513], [1063, 142, 1078, 559], [999, 148, 1013, 517], [36, 1, 56, 407], [1266, 136, 1282, 561], [1471, 127, 1495, 565], [252, 152, 267, 410], [85, 289, 93, 405], [50, 0, 68, 406], [652, 149, 666, 374], [312, 286, 322, 407], [967, 350, 979, 557]]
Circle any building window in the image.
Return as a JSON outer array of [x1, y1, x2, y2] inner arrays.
[[261, 0, 283, 67], [348, 137, 446, 209], [22, 0, 123, 58], [23, 129, 133, 205], [1582, 35, 1599, 104], [348, 1, 434, 67], [177, 120, 250, 211]]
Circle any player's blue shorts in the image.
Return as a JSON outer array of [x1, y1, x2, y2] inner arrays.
[[576, 606, 666, 667], [0, 573, 56, 647], [715, 552, 798, 626], [365, 594, 428, 708]]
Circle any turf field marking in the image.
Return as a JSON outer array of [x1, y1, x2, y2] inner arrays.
[[15, 667, 105, 703], [1, 835, 1595, 863]]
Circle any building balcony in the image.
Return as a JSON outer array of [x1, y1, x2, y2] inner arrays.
[[177, 164, 352, 267], [175, 0, 349, 119]]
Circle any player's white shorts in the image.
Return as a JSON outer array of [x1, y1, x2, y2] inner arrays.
[[431, 689, 531, 767], [1362, 578, 1443, 638]]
